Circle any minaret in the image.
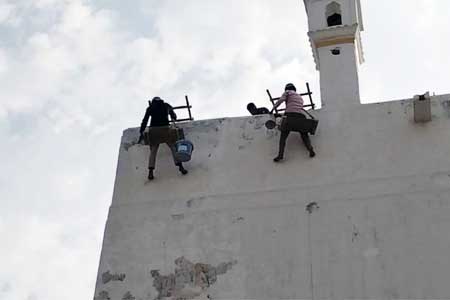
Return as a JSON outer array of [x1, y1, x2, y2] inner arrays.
[[303, 0, 364, 110]]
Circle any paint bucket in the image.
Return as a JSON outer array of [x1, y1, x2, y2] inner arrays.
[[175, 140, 194, 162]]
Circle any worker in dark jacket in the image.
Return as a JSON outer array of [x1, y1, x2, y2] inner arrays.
[[139, 97, 188, 180]]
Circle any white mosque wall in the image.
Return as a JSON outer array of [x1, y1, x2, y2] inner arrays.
[[94, 94, 450, 300]]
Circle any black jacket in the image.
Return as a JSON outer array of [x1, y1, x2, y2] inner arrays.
[[140, 100, 177, 133]]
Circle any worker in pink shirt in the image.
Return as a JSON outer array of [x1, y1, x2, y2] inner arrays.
[[270, 83, 315, 162]]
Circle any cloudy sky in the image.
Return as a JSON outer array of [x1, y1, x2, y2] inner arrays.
[[1, 0, 450, 299]]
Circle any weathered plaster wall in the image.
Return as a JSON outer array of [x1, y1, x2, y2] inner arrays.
[[95, 94, 450, 300]]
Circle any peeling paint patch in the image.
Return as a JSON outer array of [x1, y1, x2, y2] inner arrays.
[[95, 291, 111, 300], [102, 270, 126, 284], [372, 227, 380, 246], [232, 216, 244, 224], [241, 132, 254, 141], [352, 224, 359, 242], [186, 197, 205, 208], [122, 291, 136, 300], [171, 214, 185, 221], [306, 202, 319, 214], [150, 257, 237, 300]]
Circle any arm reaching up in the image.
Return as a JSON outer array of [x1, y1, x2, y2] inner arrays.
[[270, 92, 288, 114]]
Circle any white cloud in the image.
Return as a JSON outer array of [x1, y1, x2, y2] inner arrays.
[[0, 48, 7, 74], [0, 2, 17, 25], [359, 0, 450, 102]]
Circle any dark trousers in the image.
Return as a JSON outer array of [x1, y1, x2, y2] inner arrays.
[[148, 142, 179, 170], [277, 113, 313, 157], [146, 127, 180, 170]]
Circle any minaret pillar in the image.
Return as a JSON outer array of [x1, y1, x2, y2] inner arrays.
[[303, 0, 365, 110]]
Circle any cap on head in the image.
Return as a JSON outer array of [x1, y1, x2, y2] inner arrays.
[[149, 96, 163, 105], [285, 83, 296, 92]]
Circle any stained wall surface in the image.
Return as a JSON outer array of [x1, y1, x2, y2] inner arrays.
[[94, 94, 450, 300]]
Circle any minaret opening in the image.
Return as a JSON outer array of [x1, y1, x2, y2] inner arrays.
[[326, 2, 342, 27]]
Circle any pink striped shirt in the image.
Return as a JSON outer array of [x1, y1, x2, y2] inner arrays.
[[273, 90, 304, 113]]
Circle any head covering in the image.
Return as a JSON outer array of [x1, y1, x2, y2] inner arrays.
[[285, 83, 296, 92], [149, 96, 163, 106], [247, 102, 256, 110]]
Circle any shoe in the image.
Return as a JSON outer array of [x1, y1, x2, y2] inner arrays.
[[309, 150, 316, 158], [273, 156, 283, 162], [148, 169, 154, 180], [178, 165, 188, 175]]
